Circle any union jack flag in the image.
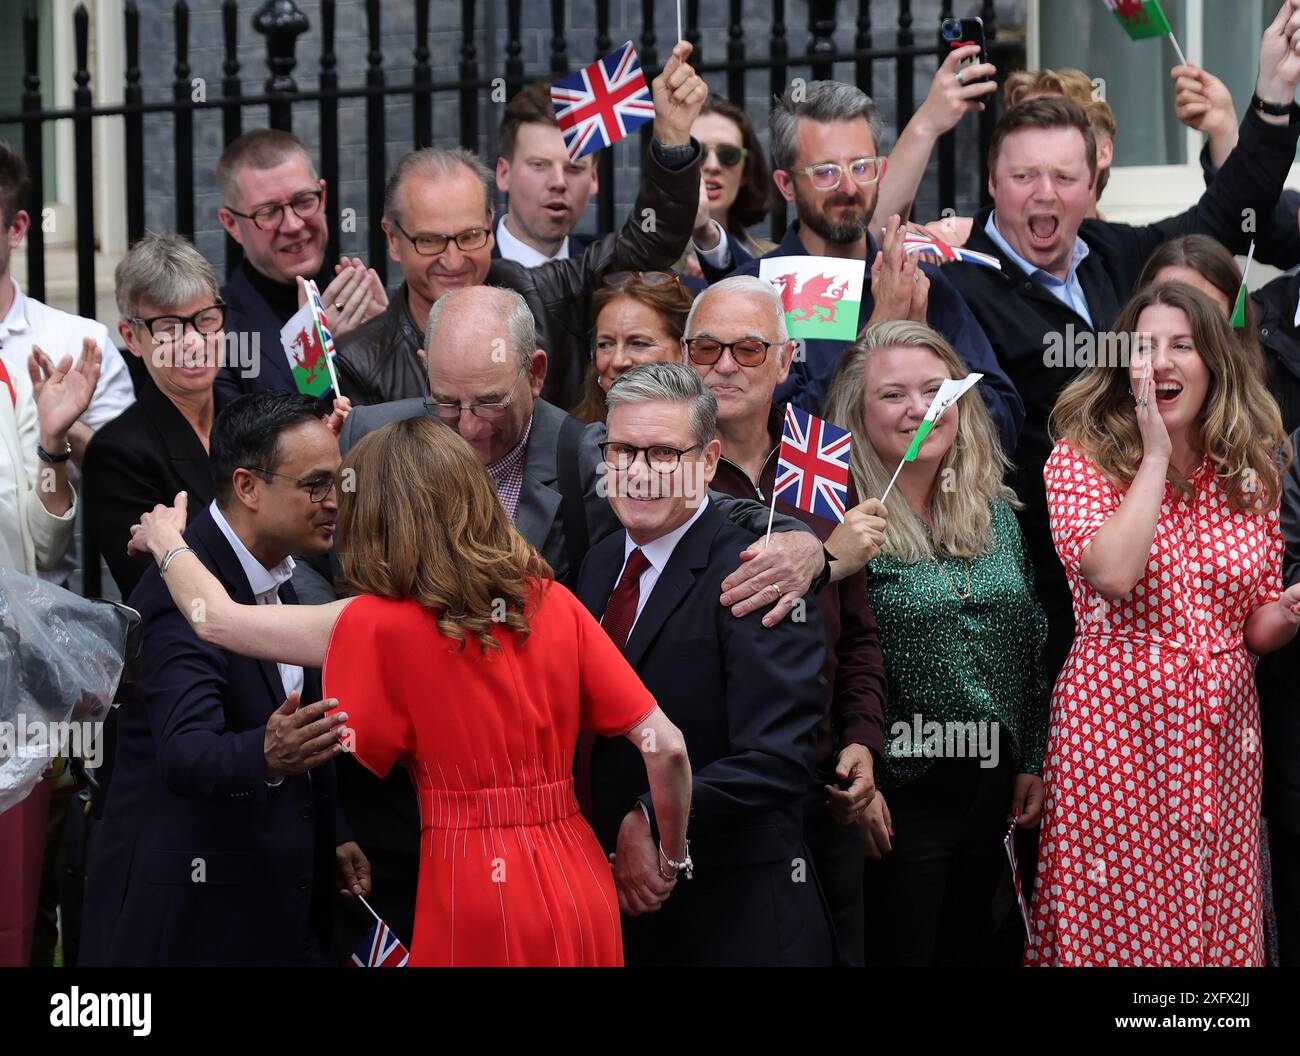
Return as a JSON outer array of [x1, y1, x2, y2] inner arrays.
[[902, 229, 1002, 271], [773, 405, 852, 523], [349, 918, 409, 968], [551, 42, 656, 162]]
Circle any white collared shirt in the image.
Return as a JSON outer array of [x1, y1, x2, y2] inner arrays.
[[208, 500, 303, 701], [495, 216, 572, 267], [613, 495, 710, 636], [984, 211, 1094, 328]]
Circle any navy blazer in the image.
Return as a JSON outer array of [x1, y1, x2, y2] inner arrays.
[[701, 221, 1024, 457], [215, 263, 299, 403], [576, 500, 833, 966], [81, 508, 345, 966]]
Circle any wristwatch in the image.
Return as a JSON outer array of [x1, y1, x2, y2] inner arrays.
[[1250, 92, 1300, 123], [810, 544, 837, 594], [37, 441, 72, 463]]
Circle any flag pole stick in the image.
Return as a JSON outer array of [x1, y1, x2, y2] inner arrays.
[[1241, 238, 1257, 287], [1169, 33, 1187, 67], [357, 894, 383, 926], [880, 457, 907, 506], [323, 340, 343, 399], [762, 482, 778, 547], [676, 0, 683, 44]]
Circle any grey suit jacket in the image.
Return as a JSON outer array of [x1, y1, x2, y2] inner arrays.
[[336, 397, 811, 587]]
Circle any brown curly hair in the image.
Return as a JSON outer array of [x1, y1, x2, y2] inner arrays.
[[337, 416, 552, 651]]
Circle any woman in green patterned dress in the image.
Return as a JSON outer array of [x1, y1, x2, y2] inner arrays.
[[823, 320, 1049, 966]]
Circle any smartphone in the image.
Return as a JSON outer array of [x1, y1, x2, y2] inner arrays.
[[940, 16, 988, 80]]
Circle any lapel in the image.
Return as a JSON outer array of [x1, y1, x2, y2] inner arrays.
[[513, 400, 565, 550], [623, 501, 723, 670], [190, 508, 288, 703], [140, 381, 215, 503], [226, 267, 295, 390]]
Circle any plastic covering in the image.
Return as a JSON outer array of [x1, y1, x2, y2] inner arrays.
[[0, 566, 134, 814]]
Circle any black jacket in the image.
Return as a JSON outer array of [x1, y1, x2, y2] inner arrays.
[[82, 380, 216, 598], [215, 259, 305, 403], [1253, 269, 1300, 434], [941, 107, 1300, 674], [577, 500, 833, 966], [334, 141, 701, 413]]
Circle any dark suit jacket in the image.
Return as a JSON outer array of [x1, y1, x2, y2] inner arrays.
[[577, 500, 833, 966], [80, 509, 344, 966], [82, 380, 215, 598], [215, 261, 300, 403]]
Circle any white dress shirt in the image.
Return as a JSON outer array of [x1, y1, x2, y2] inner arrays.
[[495, 216, 572, 267], [612, 495, 710, 637], [208, 501, 303, 702]]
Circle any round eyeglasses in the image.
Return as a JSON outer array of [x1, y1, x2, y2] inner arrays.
[[599, 441, 701, 473], [224, 190, 324, 231]]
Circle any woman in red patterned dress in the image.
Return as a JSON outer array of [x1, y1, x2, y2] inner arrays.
[[129, 416, 693, 966], [1029, 282, 1300, 966]]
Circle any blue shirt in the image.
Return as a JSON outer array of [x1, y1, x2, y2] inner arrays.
[[984, 212, 1094, 328]]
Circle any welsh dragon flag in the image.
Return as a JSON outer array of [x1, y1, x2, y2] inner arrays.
[[1105, 0, 1173, 40], [758, 256, 866, 342]]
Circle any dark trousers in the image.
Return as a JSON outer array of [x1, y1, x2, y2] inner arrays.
[[1270, 820, 1300, 967], [863, 757, 1013, 966], [804, 796, 865, 967]]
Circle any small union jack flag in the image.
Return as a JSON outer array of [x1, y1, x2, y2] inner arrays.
[[349, 918, 409, 968], [551, 41, 656, 162], [773, 405, 852, 523], [902, 230, 1002, 271]]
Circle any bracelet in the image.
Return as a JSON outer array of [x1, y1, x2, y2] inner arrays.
[[810, 544, 837, 594], [657, 839, 693, 881], [37, 441, 72, 464], [159, 545, 194, 575], [1251, 92, 1300, 122]]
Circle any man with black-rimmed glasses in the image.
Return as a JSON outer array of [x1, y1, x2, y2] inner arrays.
[[215, 129, 388, 402]]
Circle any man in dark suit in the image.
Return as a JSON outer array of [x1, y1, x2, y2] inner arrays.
[[214, 129, 387, 402], [81, 391, 369, 966], [578, 362, 832, 965], [330, 284, 829, 953]]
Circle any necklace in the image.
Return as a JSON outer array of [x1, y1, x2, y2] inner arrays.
[[931, 553, 972, 602]]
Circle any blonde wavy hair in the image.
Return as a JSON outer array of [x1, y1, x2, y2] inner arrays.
[[337, 416, 553, 651], [823, 320, 1017, 563], [1050, 281, 1289, 512]]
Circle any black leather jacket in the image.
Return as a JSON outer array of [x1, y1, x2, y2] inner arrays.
[[334, 139, 701, 411]]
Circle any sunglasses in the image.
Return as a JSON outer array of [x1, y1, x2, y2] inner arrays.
[[702, 143, 748, 168]]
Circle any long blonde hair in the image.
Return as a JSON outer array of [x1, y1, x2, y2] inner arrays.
[[1050, 281, 1288, 511], [823, 320, 1017, 562], [337, 416, 553, 651]]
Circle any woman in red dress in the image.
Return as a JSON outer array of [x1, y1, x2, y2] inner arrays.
[[1029, 282, 1300, 966], [129, 416, 693, 966]]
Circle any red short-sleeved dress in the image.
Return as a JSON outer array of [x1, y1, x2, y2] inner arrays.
[[322, 580, 655, 967], [1027, 441, 1282, 967]]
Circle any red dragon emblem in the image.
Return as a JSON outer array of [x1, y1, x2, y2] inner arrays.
[[288, 327, 329, 385], [769, 272, 850, 325]]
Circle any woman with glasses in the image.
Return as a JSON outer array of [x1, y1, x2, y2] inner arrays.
[[84, 234, 347, 598], [677, 98, 776, 277], [574, 271, 694, 424]]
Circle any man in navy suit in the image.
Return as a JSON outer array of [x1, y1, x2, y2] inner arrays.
[[81, 391, 369, 966], [578, 362, 833, 966]]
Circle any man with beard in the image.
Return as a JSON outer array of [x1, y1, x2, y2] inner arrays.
[[697, 82, 1022, 454]]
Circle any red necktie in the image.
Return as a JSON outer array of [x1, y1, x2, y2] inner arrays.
[[600, 548, 651, 652]]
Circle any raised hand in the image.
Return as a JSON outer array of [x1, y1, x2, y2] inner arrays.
[[1129, 345, 1172, 464], [911, 44, 999, 140], [866, 214, 924, 326], [1172, 63, 1237, 138], [651, 41, 709, 149], [1256, 0, 1300, 105], [30, 338, 100, 447]]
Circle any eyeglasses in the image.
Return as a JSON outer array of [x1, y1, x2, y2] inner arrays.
[[425, 363, 528, 421], [128, 302, 227, 342], [391, 218, 490, 257], [224, 190, 324, 231], [702, 143, 747, 168], [246, 469, 337, 503], [789, 156, 886, 191], [599, 441, 701, 473], [684, 336, 775, 367], [602, 270, 685, 292]]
